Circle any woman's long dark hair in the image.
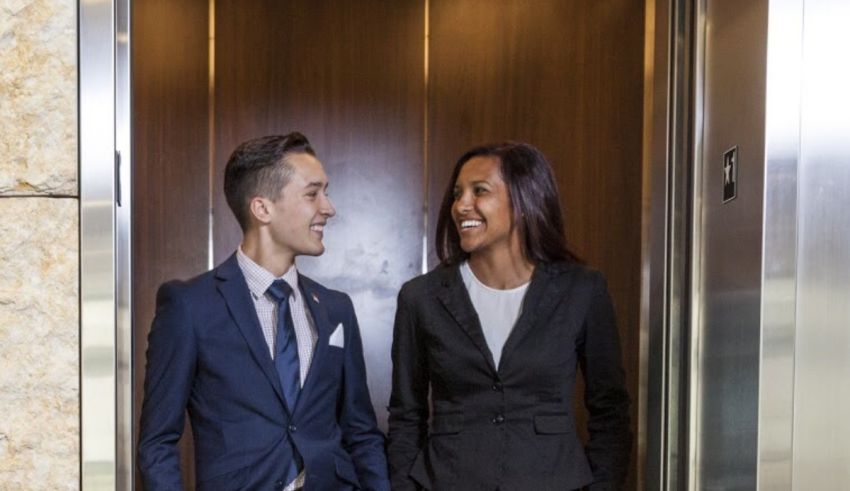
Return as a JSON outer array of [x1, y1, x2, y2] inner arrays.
[[435, 141, 581, 266]]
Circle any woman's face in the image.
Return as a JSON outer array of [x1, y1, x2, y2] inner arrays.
[[451, 156, 519, 258]]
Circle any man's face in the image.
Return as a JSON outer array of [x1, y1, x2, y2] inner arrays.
[[266, 152, 336, 258]]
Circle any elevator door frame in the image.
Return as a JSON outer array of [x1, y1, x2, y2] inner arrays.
[[82, 4, 649, 490]]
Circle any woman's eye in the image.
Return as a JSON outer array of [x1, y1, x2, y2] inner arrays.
[[474, 186, 487, 195]]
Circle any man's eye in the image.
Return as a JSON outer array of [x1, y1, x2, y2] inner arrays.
[[306, 192, 318, 198]]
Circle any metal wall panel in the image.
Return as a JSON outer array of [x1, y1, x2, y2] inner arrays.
[[79, 0, 117, 488], [793, 0, 850, 486], [691, 0, 768, 489], [758, 0, 802, 487]]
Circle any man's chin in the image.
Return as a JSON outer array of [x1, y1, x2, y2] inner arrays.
[[299, 244, 325, 257]]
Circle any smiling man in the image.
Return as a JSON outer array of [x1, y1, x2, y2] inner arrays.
[[138, 133, 390, 491]]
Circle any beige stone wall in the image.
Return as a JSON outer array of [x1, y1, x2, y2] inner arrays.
[[0, 0, 79, 488]]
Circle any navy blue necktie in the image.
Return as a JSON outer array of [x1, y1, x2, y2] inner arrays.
[[267, 280, 301, 412], [267, 280, 303, 485]]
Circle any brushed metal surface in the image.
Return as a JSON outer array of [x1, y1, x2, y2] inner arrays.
[[691, 0, 768, 489], [758, 0, 802, 487], [116, 0, 133, 487], [642, 0, 672, 486], [643, 0, 696, 488], [80, 0, 117, 488], [793, 0, 850, 486]]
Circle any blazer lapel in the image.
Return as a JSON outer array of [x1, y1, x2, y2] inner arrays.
[[499, 262, 569, 369], [215, 254, 287, 409], [435, 265, 498, 374], [293, 276, 333, 415]]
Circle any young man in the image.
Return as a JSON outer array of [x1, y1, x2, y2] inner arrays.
[[138, 133, 389, 490]]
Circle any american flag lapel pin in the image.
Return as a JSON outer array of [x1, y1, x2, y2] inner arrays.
[[312, 293, 319, 303]]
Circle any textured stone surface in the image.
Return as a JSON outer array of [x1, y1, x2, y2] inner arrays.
[[0, 0, 77, 195], [0, 198, 78, 489]]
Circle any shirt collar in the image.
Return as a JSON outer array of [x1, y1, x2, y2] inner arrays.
[[236, 247, 300, 301]]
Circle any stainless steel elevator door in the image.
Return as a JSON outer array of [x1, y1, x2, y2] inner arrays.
[[692, 0, 769, 489]]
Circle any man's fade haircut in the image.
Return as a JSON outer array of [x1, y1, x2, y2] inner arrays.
[[224, 132, 315, 231]]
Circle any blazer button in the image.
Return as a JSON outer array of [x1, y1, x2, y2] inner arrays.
[[288, 424, 297, 433], [492, 414, 505, 425], [491, 382, 503, 392], [275, 480, 284, 489]]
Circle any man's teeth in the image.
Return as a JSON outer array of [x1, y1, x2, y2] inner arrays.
[[310, 224, 324, 232], [461, 220, 483, 229]]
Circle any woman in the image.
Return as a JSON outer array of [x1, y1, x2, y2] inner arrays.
[[387, 142, 631, 490]]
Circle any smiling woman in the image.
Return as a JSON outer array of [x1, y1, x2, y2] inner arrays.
[[387, 141, 632, 490]]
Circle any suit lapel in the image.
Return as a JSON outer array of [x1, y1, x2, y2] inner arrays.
[[435, 266, 498, 374], [294, 276, 333, 416], [499, 262, 569, 369], [215, 254, 287, 409]]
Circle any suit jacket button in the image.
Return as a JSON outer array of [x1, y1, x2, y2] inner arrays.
[[491, 382, 503, 391], [492, 414, 505, 424], [288, 424, 297, 433], [275, 480, 284, 489]]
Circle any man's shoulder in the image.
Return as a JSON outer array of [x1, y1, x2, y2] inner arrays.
[[298, 274, 351, 307], [156, 268, 219, 302]]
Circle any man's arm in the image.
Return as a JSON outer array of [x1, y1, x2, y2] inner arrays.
[[386, 284, 429, 491], [338, 294, 391, 491], [137, 281, 197, 490]]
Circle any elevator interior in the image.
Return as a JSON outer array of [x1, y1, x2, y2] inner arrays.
[[70, 0, 850, 488], [130, 0, 645, 489]]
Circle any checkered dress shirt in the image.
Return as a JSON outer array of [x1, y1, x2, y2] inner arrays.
[[236, 248, 318, 490]]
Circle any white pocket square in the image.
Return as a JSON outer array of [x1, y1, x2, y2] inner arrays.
[[329, 323, 344, 348]]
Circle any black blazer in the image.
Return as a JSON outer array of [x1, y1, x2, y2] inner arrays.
[[387, 261, 630, 491]]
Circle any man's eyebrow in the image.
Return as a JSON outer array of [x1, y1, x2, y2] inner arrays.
[[303, 181, 326, 189]]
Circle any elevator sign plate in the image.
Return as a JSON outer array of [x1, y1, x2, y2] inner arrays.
[[723, 146, 738, 203]]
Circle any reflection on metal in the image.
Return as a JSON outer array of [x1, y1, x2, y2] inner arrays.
[[80, 0, 117, 488], [691, 0, 768, 489], [793, 0, 850, 486], [116, 0, 134, 487], [758, 0, 801, 487], [208, 0, 216, 272], [642, 0, 695, 488]]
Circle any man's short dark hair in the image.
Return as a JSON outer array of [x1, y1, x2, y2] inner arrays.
[[224, 132, 315, 231]]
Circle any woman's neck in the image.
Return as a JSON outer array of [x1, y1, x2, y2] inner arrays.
[[467, 249, 534, 290]]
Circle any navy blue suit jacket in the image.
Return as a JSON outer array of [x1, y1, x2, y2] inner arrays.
[[138, 254, 389, 490]]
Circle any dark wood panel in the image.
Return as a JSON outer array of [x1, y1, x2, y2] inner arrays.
[[428, 1, 644, 488], [132, 0, 210, 488], [214, 0, 425, 429]]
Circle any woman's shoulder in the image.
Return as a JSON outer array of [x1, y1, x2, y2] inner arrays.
[[398, 263, 459, 296], [538, 260, 607, 287]]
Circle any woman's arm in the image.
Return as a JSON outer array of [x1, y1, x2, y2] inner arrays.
[[579, 273, 632, 490]]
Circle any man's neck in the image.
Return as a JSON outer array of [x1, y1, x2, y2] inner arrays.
[[240, 234, 294, 277]]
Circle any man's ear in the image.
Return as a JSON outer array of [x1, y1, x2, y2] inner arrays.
[[248, 196, 273, 225]]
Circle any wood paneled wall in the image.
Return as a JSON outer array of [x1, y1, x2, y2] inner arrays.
[[133, 1, 643, 489], [212, 0, 426, 437], [427, 1, 644, 487], [132, 0, 210, 487]]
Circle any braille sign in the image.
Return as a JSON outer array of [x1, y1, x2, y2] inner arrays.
[[723, 146, 738, 203]]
